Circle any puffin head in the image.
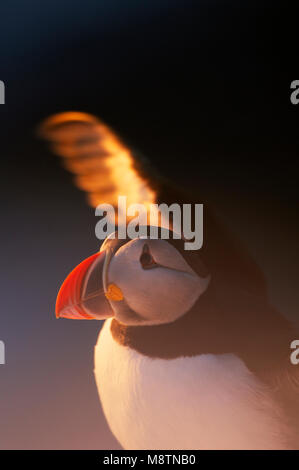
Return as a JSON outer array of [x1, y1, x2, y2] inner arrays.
[[56, 227, 211, 326]]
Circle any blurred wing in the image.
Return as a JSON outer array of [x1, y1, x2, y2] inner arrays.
[[38, 111, 269, 295], [38, 112, 157, 214]]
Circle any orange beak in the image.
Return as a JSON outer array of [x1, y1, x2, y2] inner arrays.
[[55, 251, 114, 320]]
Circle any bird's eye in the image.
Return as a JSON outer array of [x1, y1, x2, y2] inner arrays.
[[140, 244, 157, 270]]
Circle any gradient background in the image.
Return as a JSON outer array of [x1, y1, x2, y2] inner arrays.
[[0, 0, 298, 449]]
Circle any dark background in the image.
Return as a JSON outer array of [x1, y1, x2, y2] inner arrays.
[[0, 0, 298, 449]]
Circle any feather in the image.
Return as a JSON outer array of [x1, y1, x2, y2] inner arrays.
[[38, 112, 157, 224]]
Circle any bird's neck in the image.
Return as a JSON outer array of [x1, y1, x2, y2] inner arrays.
[[109, 286, 295, 384]]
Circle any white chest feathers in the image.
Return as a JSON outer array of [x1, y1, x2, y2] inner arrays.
[[94, 319, 289, 450]]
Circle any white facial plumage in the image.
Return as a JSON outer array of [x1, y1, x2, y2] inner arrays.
[[106, 238, 210, 326]]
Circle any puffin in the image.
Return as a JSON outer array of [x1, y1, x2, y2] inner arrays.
[[39, 112, 299, 450]]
